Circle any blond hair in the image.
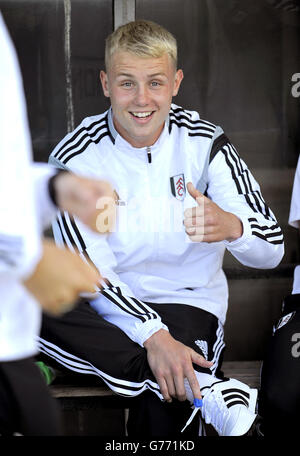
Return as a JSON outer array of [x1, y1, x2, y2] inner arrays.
[[105, 20, 178, 69]]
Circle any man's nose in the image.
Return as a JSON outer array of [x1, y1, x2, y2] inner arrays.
[[135, 85, 150, 105]]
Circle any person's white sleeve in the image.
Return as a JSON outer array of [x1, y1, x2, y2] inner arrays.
[[0, 13, 41, 280], [30, 163, 58, 231], [206, 143, 284, 269], [52, 214, 168, 346], [288, 155, 300, 229]]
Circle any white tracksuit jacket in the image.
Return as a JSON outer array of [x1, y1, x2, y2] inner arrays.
[[0, 13, 57, 361], [49, 105, 284, 346]]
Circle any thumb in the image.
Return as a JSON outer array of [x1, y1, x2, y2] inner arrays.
[[187, 182, 203, 204]]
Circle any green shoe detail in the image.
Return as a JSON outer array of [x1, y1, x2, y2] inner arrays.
[[36, 361, 56, 385]]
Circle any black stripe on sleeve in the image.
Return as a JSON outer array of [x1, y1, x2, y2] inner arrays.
[[101, 289, 148, 323], [59, 212, 79, 253], [55, 215, 68, 248], [213, 143, 284, 244], [101, 284, 159, 322]]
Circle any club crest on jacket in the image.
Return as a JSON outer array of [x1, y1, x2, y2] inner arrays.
[[170, 173, 186, 201]]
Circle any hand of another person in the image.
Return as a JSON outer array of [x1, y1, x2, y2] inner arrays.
[[53, 172, 116, 233], [23, 239, 101, 315], [184, 182, 243, 243], [144, 329, 213, 402]]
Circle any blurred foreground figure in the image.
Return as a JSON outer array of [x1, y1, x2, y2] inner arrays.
[[0, 12, 115, 436]]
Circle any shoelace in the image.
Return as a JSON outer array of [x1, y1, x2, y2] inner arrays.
[[181, 398, 202, 433], [201, 388, 230, 435]]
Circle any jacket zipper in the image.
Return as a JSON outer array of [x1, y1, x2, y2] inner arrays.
[[146, 146, 152, 163]]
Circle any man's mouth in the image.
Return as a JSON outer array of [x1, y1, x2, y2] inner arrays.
[[130, 111, 154, 119]]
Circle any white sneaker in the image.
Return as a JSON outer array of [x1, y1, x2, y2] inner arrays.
[[200, 378, 257, 436]]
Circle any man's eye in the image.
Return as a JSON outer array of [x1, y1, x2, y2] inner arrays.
[[122, 82, 133, 87], [151, 81, 160, 87]]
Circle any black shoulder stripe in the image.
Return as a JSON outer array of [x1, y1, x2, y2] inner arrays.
[[56, 124, 108, 162], [62, 130, 110, 165], [169, 118, 215, 133], [170, 113, 215, 130], [171, 106, 192, 117], [170, 107, 216, 128], [53, 117, 107, 159], [209, 134, 231, 164]]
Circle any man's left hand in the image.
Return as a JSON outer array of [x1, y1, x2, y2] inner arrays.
[[184, 182, 243, 243]]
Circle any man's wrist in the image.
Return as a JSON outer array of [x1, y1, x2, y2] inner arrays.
[[143, 328, 170, 350], [48, 169, 68, 207], [226, 213, 243, 242]]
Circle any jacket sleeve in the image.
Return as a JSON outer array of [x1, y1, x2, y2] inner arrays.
[[206, 132, 284, 269], [51, 207, 168, 347], [0, 13, 41, 280], [30, 163, 58, 231]]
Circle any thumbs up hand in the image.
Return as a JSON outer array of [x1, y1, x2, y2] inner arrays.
[[183, 182, 243, 243]]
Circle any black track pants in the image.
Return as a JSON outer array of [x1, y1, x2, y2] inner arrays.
[[38, 300, 225, 436], [259, 293, 300, 435]]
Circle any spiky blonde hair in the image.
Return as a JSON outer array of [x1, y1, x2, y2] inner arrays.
[[105, 20, 177, 69]]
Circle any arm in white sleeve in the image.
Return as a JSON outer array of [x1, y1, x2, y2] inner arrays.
[[52, 212, 168, 346], [206, 141, 284, 269], [0, 13, 41, 280], [30, 163, 58, 231]]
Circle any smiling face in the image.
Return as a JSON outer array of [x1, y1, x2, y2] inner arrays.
[[100, 51, 183, 148]]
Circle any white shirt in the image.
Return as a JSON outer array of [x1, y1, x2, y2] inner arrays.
[[288, 155, 300, 294], [0, 13, 56, 360]]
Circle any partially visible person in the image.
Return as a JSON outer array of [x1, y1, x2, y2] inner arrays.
[[0, 12, 114, 436], [259, 154, 300, 436]]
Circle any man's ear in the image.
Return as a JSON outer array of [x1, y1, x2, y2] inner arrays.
[[100, 70, 110, 97], [173, 69, 184, 96]]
